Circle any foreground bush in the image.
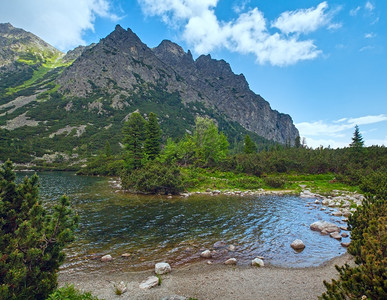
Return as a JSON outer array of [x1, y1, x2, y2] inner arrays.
[[0, 160, 78, 300], [321, 172, 387, 299], [48, 285, 100, 300], [121, 161, 184, 195]]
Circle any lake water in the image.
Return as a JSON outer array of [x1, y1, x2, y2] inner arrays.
[[17, 172, 349, 274]]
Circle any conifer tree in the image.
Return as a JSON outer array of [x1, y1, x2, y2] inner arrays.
[[244, 134, 257, 154], [144, 112, 161, 160], [350, 125, 364, 148], [0, 160, 78, 300], [122, 112, 146, 170]]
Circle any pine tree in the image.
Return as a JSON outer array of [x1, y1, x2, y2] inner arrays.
[[244, 135, 257, 154], [144, 112, 161, 160], [122, 112, 146, 170], [294, 136, 301, 148], [350, 125, 364, 148], [0, 160, 78, 300]]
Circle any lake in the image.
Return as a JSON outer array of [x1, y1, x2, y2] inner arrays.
[[17, 171, 349, 274]]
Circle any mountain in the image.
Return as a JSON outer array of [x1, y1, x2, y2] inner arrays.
[[0, 24, 299, 164]]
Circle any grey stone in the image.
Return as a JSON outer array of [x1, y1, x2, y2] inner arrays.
[[139, 276, 159, 289], [155, 262, 171, 275], [251, 258, 264, 267], [290, 239, 306, 250]]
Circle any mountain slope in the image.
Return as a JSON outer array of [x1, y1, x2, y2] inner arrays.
[[0, 24, 299, 164]]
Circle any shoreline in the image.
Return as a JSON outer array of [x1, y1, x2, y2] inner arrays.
[[58, 252, 354, 300]]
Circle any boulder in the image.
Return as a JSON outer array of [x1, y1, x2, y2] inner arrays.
[[330, 232, 342, 240], [200, 250, 212, 258], [213, 240, 227, 248], [155, 262, 171, 275], [228, 244, 236, 251], [290, 239, 306, 250], [251, 258, 264, 267], [342, 211, 352, 217], [101, 254, 112, 262], [341, 242, 350, 248], [121, 253, 131, 258], [310, 220, 340, 233], [341, 232, 349, 238], [139, 276, 159, 289], [332, 211, 342, 217], [115, 281, 127, 294], [224, 258, 237, 265]]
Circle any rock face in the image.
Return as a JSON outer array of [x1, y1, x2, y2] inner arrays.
[[310, 221, 340, 233], [155, 262, 171, 275], [57, 26, 299, 144], [290, 239, 306, 250]]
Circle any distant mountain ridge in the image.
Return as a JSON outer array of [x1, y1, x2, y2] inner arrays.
[[0, 23, 299, 163]]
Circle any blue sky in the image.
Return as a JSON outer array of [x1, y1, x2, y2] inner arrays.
[[1, 0, 386, 148]]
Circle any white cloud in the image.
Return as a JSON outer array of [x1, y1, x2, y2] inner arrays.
[[349, 6, 361, 16], [296, 114, 387, 148], [271, 2, 336, 34], [0, 0, 119, 51], [364, 32, 376, 39], [138, 1, 338, 66], [347, 115, 387, 126], [365, 1, 375, 12]]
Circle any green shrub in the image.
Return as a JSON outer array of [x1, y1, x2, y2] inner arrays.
[[263, 177, 286, 189], [321, 172, 387, 299], [48, 285, 100, 300], [0, 160, 79, 300], [121, 161, 184, 195]]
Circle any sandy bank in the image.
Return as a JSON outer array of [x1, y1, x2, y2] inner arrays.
[[58, 253, 353, 300]]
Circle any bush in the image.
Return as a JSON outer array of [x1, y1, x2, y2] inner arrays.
[[48, 285, 100, 300], [321, 172, 387, 299], [121, 161, 184, 195], [263, 177, 286, 189], [0, 160, 79, 300]]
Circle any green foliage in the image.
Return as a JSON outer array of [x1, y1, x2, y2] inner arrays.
[[144, 112, 162, 160], [263, 177, 286, 189], [122, 112, 147, 170], [121, 161, 184, 195], [77, 154, 124, 176], [0, 160, 79, 300], [244, 135, 257, 154], [48, 284, 100, 300], [193, 116, 229, 166], [350, 125, 364, 148], [321, 172, 387, 300]]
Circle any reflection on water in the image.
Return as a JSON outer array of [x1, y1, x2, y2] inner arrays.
[[17, 172, 350, 274]]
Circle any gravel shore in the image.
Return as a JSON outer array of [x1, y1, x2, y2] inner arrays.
[[58, 253, 353, 300]]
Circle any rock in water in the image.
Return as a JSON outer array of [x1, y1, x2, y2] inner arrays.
[[200, 250, 212, 258], [213, 240, 227, 248], [290, 239, 306, 250], [155, 262, 171, 275], [224, 258, 237, 265], [101, 254, 112, 262], [139, 276, 159, 289], [251, 258, 264, 267], [310, 220, 340, 233], [330, 232, 342, 240]]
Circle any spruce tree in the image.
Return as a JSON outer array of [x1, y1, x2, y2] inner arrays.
[[122, 112, 146, 170], [0, 160, 78, 300], [244, 134, 257, 154], [144, 112, 161, 160], [350, 125, 364, 148]]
